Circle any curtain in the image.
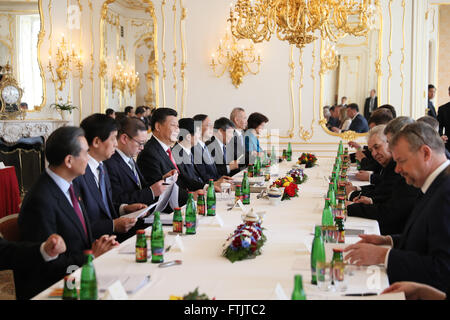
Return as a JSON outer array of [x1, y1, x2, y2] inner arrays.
[[17, 14, 41, 110]]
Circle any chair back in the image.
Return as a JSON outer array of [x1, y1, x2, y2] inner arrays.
[[0, 214, 20, 242]]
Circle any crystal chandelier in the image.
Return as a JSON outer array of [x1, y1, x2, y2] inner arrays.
[[229, 0, 377, 49]]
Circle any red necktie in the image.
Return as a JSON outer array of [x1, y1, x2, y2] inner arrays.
[[69, 184, 88, 238], [166, 148, 180, 173]]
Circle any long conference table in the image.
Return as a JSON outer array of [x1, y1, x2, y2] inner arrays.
[[33, 157, 404, 300]]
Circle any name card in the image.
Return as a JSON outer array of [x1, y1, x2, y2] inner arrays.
[[171, 234, 185, 252], [0, 162, 5, 169], [274, 282, 289, 300], [101, 280, 128, 300]]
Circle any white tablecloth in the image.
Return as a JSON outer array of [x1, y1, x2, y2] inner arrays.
[[33, 158, 398, 300]]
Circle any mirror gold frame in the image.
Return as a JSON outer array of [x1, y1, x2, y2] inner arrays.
[[99, 0, 159, 113], [0, 0, 46, 115], [319, 2, 382, 141]]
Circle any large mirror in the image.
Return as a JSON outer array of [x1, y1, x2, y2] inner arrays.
[[0, 0, 46, 119], [319, 7, 382, 140], [100, 0, 158, 113]]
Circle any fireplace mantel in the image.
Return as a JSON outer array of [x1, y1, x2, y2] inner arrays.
[[0, 119, 69, 144]]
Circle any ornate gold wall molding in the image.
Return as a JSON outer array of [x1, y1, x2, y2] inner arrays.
[[387, 0, 394, 104], [161, 0, 167, 107], [172, 0, 178, 111], [179, 0, 187, 117], [400, 0, 406, 116]]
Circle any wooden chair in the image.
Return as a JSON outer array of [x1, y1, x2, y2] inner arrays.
[[0, 214, 20, 242]]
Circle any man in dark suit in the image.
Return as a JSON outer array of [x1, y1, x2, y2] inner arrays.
[[326, 105, 341, 130], [173, 118, 232, 192], [344, 122, 450, 292], [135, 106, 150, 130], [104, 117, 166, 207], [437, 86, 450, 151], [17, 126, 118, 299], [345, 103, 369, 133], [206, 117, 240, 177], [346, 125, 421, 235], [74, 114, 149, 242], [427, 84, 437, 119], [0, 234, 66, 271], [364, 89, 378, 120], [137, 108, 189, 210], [229, 107, 249, 167], [192, 114, 221, 182], [417, 115, 450, 159]]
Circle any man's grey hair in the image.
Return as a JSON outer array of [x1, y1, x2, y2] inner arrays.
[[384, 116, 415, 136], [389, 122, 445, 154], [230, 107, 245, 123], [417, 116, 439, 132], [367, 125, 387, 143]]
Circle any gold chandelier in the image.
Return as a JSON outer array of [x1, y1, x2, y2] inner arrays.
[[112, 58, 140, 97], [229, 0, 377, 49]]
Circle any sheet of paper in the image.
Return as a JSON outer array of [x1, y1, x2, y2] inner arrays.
[[121, 203, 157, 219], [98, 274, 151, 294], [154, 182, 175, 212]]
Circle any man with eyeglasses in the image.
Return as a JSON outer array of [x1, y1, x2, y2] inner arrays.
[[73, 114, 154, 242], [104, 117, 167, 209]]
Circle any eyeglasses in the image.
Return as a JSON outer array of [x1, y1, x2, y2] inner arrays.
[[125, 133, 145, 147]]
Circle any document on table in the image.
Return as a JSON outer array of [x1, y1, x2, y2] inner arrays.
[[121, 203, 157, 219], [97, 274, 151, 294], [154, 175, 178, 212]]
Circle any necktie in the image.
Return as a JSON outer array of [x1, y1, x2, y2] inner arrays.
[[203, 145, 213, 164], [128, 158, 141, 188], [166, 148, 180, 173], [222, 145, 227, 164], [97, 163, 112, 219], [68, 184, 88, 237]]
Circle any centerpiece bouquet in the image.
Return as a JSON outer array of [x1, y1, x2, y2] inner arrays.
[[288, 168, 308, 185], [270, 176, 299, 200], [298, 153, 318, 168], [222, 211, 266, 263], [170, 287, 214, 300]]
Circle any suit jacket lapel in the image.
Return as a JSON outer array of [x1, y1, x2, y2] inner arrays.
[[151, 136, 175, 171], [398, 170, 447, 248], [115, 152, 142, 188], [46, 175, 91, 246], [84, 166, 110, 219]]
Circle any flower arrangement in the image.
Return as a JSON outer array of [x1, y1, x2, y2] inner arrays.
[[298, 153, 318, 168], [288, 168, 308, 185], [270, 176, 299, 200], [222, 221, 266, 263], [170, 287, 214, 300]]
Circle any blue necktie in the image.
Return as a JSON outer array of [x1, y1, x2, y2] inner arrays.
[[97, 163, 112, 218], [223, 145, 227, 164], [128, 158, 141, 188]]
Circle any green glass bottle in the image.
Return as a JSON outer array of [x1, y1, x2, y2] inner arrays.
[[332, 248, 345, 286], [185, 193, 197, 234], [287, 142, 292, 161], [235, 184, 242, 203], [172, 208, 183, 233], [62, 276, 78, 300], [271, 145, 276, 165], [197, 191, 206, 216], [248, 165, 254, 178], [207, 179, 216, 216], [338, 140, 344, 156], [151, 211, 164, 263], [136, 229, 148, 262], [321, 198, 334, 227], [356, 158, 361, 170], [327, 182, 336, 208], [291, 275, 307, 300], [79, 250, 97, 300], [255, 156, 261, 176], [282, 149, 287, 160], [311, 225, 326, 285], [242, 171, 250, 205]]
